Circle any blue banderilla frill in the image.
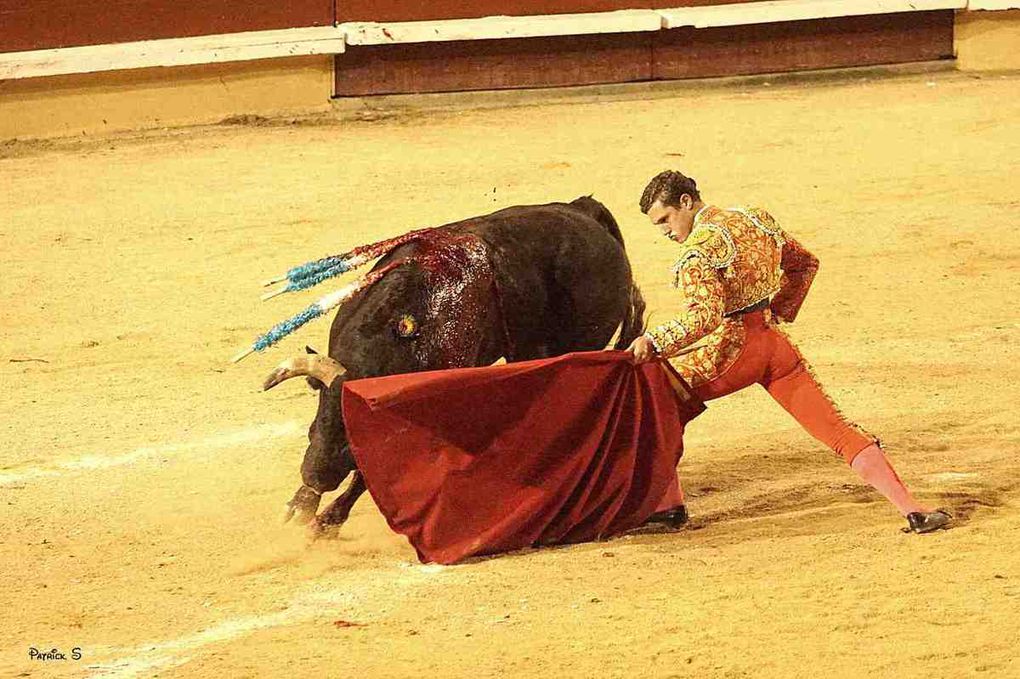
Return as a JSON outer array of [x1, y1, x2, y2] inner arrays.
[[252, 304, 325, 353], [277, 259, 354, 294]]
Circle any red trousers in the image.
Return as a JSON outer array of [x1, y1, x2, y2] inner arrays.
[[690, 311, 876, 464]]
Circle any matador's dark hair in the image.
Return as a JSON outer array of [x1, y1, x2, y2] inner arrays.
[[639, 170, 701, 214]]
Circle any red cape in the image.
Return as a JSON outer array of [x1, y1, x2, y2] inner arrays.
[[342, 351, 704, 564]]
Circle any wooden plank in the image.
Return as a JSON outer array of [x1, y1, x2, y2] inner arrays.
[[342, 10, 663, 45], [653, 11, 955, 79], [336, 33, 653, 96], [336, 0, 766, 23], [967, 0, 1020, 9], [660, 0, 966, 28], [0, 0, 333, 54], [339, 0, 968, 38], [0, 27, 345, 81], [336, 10, 955, 95], [340, 1, 964, 46]]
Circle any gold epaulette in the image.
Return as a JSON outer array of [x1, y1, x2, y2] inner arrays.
[[672, 222, 736, 274], [737, 206, 786, 248]]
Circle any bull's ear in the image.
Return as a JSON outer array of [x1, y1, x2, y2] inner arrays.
[[305, 345, 319, 355]]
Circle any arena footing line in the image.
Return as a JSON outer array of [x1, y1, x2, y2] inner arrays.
[[82, 567, 449, 679], [0, 421, 303, 487]]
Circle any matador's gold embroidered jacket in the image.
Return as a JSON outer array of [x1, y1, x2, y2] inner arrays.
[[644, 205, 819, 387]]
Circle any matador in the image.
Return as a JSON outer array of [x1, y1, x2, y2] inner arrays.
[[628, 170, 950, 534]]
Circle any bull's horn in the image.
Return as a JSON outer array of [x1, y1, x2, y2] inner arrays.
[[263, 355, 347, 391]]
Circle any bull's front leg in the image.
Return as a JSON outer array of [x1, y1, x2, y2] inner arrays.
[[282, 437, 352, 526], [283, 451, 354, 527], [310, 471, 367, 538]]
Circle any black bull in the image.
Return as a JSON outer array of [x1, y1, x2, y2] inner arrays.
[[263, 197, 647, 534]]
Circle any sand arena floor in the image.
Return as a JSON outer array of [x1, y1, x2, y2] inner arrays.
[[1, 69, 1019, 678]]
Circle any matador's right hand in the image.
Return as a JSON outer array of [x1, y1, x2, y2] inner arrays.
[[627, 335, 658, 364]]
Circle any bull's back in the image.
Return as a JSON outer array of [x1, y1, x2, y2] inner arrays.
[[461, 202, 625, 273], [459, 202, 633, 355]]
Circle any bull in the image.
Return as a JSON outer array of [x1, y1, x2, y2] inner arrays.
[[259, 197, 646, 535]]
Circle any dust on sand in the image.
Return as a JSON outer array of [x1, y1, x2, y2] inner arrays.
[[2, 70, 1019, 678]]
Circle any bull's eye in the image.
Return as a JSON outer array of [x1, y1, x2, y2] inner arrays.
[[394, 314, 420, 339]]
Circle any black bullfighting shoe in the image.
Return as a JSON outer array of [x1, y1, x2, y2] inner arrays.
[[644, 505, 689, 529], [904, 509, 952, 534]]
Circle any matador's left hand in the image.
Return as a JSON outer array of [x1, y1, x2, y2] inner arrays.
[[627, 335, 658, 364]]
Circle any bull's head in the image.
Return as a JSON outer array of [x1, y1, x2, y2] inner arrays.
[[260, 261, 445, 526], [249, 228, 502, 527]]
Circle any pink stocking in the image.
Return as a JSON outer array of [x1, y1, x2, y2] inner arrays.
[[850, 444, 929, 516]]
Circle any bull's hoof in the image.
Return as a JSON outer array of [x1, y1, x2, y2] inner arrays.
[[904, 509, 952, 534], [308, 518, 345, 541], [283, 503, 317, 526], [283, 485, 322, 525]]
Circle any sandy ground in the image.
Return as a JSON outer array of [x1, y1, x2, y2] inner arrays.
[[2, 70, 1019, 679]]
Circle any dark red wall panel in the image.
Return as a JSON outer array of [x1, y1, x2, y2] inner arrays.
[[653, 11, 955, 79], [336, 0, 766, 23], [336, 32, 652, 96], [0, 1, 334, 53], [336, 11, 955, 96]]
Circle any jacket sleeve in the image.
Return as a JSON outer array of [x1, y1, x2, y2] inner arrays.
[[770, 233, 819, 323], [644, 254, 726, 357]]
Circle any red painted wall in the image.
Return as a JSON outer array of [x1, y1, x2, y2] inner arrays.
[[0, 1, 334, 53]]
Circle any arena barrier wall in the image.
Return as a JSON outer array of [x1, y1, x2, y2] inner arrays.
[[335, 11, 955, 95], [0, 1, 1017, 139]]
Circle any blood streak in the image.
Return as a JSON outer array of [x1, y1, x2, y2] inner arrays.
[[401, 228, 498, 369]]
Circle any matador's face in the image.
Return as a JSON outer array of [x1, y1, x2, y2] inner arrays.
[[647, 196, 698, 243]]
